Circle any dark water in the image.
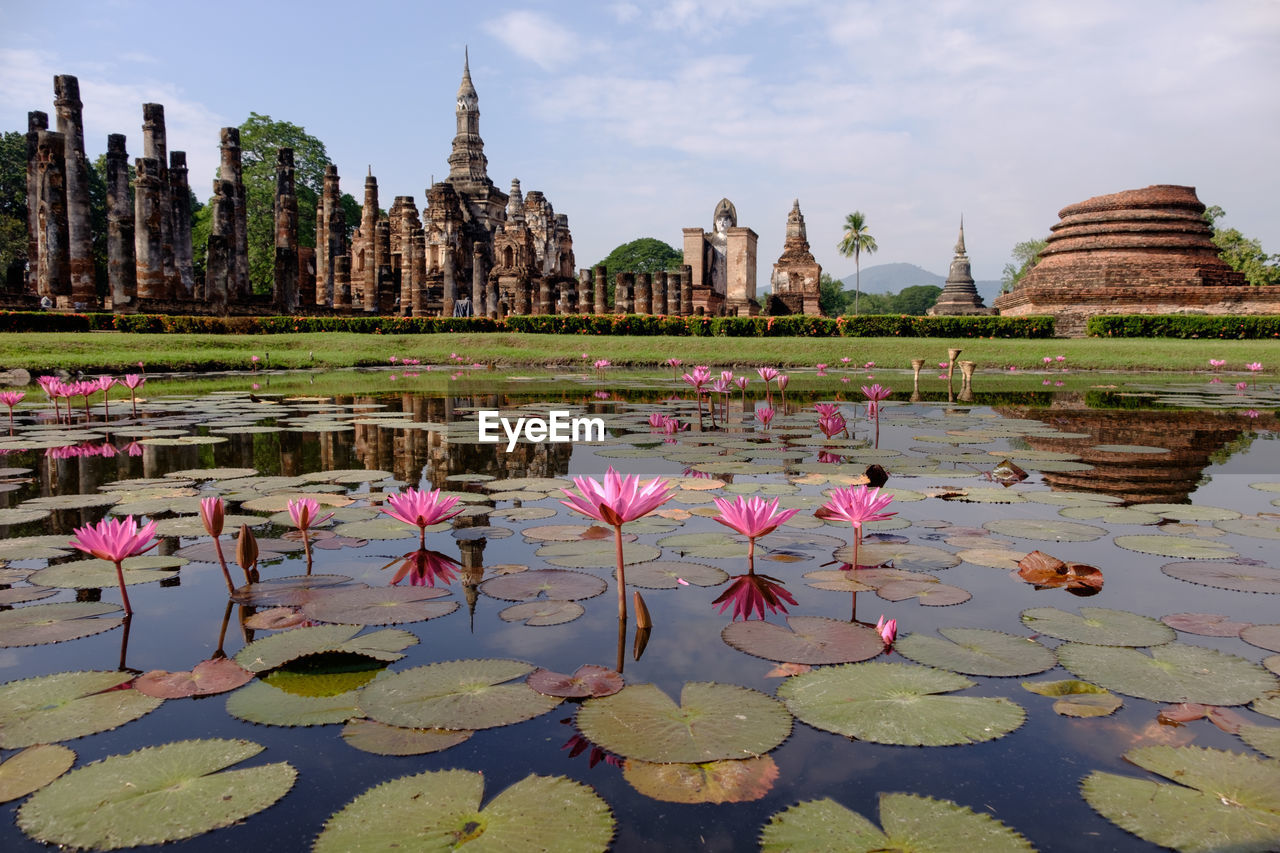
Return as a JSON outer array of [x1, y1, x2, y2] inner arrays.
[[0, 373, 1277, 851]]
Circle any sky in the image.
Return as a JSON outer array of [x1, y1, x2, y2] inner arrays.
[[3, 0, 1278, 286]]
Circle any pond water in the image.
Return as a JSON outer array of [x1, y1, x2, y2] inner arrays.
[[1, 368, 1279, 851]]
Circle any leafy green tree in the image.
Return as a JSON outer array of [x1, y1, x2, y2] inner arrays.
[[894, 284, 942, 315], [593, 238, 682, 303], [1000, 238, 1047, 293], [1203, 205, 1280, 287], [0, 131, 27, 287], [837, 211, 878, 315], [818, 271, 849, 316]]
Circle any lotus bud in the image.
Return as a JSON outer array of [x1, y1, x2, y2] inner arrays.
[[633, 591, 652, 630], [236, 524, 259, 573], [200, 496, 225, 538]]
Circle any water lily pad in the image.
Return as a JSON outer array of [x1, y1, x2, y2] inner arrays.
[[300, 587, 458, 626], [240, 491, 354, 512], [0, 601, 123, 647], [624, 756, 778, 804], [154, 513, 266, 538], [0, 585, 57, 605], [1161, 560, 1280, 593], [340, 718, 474, 756], [133, 658, 255, 698], [1239, 725, 1280, 759], [17, 738, 295, 850], [761, 793, 1036, 853], [23, 492, 119, 510], [875, 579, 972, 606], [983, 518, 1106, 542], [656, 532, 750, 559], [302, 468, 394, 484], [1059, 505, 1162, 524], [577, 682, 791, 763], [1162, 612, 1252, 637], [167, 466, 259, 480], [235, 624, 418, 672], [313, 769, 614, 853], [528, 665, 624, 698], [800, 570, 875, 592], [1113, 534, 1237, 559], [956, 547, 1026, 570], [0, 670, 163, 748], [1215, 516, 1280, 540], [627, 560, 728, 589], [0, 506, 50, 525], [832, 542, 960, 572], [1057, 642, 1278, 704], [1020, 679, 1123, 717], [0, 743, 76, 803], [226, 679, 365, 726], [537, 540, 662, 568], [359, 659, 562, 730], [29, 555, 185, 589], [480, 568, 608, 601], [895, 628, 1056, 676], [489, 506, 557, 521], [1242, 624, 1280, 653], [498, 600, 585, 626], [1081, 746, 1280, 853], [778, 662, 1025, 746], [722, 616, 885, 664], [1254, 695, 1280, 721], [230, 574, 356, 606], [1021, 606, 1176, 646]]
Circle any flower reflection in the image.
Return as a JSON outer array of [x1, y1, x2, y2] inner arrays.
[[712, 573, 797, 621], [384, 548, 461, 587]]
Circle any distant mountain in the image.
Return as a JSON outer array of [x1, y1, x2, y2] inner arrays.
[[840, 263, 1001, 305]]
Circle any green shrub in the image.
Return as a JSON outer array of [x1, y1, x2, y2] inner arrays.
[[1088, 314, 1280, 339]]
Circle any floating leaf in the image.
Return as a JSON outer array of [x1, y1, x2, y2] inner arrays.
[[226, 680, 364, 726], [28, 555, 184, 589], [895, 628, 1056, 676], [1021, 680, 1123, 717], [340, 718, 473, 756], [1016, 550, 1104, 594], [1114, 534, 1237, 559], [0, 670, 163, 748], [537, 540, 661, 568], [0, 744, 76, 803], [230, 574, 355, 607], [577, 682, 791, 763], [800, 569, 874, 593], [1057, 642, 1278, 705], [656, 532, 750, 559], [243, 607, 308, 630], [832, 542, 960, 572], [722, 616, 885, 664], [133, 658, 255, 699], [300, 587, 458, 626], [778, 662, 1025, 746], [1141, 503, 1241, 522], [956, 547, 1026, 570], [984, 518, 1106, 542], [624, 756, 778, 804], [0, 601, 123, 647], [359, 659, 561, 730], [527, 664, 624, 698], [1162, 613, 1251, 637], [480, 569, 607, 601], [875, 579, 972, 606], [1059, 504, 1161, 524], [1161, 560, 1280, 593], [235, 624, 418, 672], [627, 560, 728, 589], [498, 600, 585, 626], [314, 770, 614, 853], [761, 794, 1036, 853], [1242, 624, 1280, 653], [1021, 606, 1176, 646], [1215, 516, 1280, 540], [1081, 746, 1280, 853], [1239, 725, 1280, 759], [18, 739, 293, 850], [263, 654, 386, 697]]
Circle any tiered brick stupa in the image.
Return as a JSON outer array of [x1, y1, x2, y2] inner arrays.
[[928, 218, 992, 315], [995, 185, 1280, 336]]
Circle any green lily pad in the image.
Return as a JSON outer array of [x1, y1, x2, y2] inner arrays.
[[1021, 606, 1176, 646], [314, 770, 614, 853], [235, 624, 418, 672], [299, 587, 458, 626], [875, 579, 972, 606], [624, 756, 778, 804], [956, 548, 1026, 570], [0, 743, 76, 803], [0, 507, 50, 525], [1057, 642, 1278, 704], [359, 659, 562, 730], [226, 680, 365, 726], [23, 492, 119, 510], [1239, 725, 1280, 759], [1161, 561, 1280, 593], [302, 468, 394, 484], [340, 718, 474, 756], [627, 560, 728, 589], [983, 518, 1106, 542], [1059, 505, 1162, 524], [29, 555, 185, 589], [537, 540, 662, 568], [1081, 746, 1280, 853], [153, 513, 267, 538], [0, 670, 163, 748], [761, 793, 1035, 853], [832, 542, 960, 572], [262, 654, 386, 697], [895, 629, 1056, 676], [777, 662, 1025, 746], [1113, 534, 1237, 559], [0, 601, 123, 647], [1021, 679, 1123, 717], [167, 466, 259, 480], [332, 517, 430, 540], [722, 616, 885, 664], [498, 600, 585, 626], [1215, 516, 1280, 540], [1142, 503, 1242, 522], [1255, 695, 1280, 721], [800, 570, 875, 593], [480, 569, 608, 601], [18, 738, 295, 850], [577, 682, 791, 763], [656, 532, 750, 559]]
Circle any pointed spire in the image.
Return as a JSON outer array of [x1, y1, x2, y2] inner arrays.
[[507, 178, 524, 221], [954, 216, 966, 256], [458, 47, 477, 102]]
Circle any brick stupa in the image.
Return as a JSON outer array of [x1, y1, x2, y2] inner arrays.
[[995, 185, 1279, 336], [928, 218, 992, 315]]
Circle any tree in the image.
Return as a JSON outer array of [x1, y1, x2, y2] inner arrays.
[[1203, 205, 1280, 287], [818, 272, 849, 316], [895, 284, 942, 315], [837, 211, 877, 315], [594, 238, 682, 303], [0, 130, 27, 288], [1000, 238, 1048, 293]]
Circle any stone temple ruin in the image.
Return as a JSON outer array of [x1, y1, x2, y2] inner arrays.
[[927, 219, 992, 316]]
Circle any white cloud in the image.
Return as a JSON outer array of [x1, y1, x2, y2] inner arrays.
[[484, 10, 577, 71]]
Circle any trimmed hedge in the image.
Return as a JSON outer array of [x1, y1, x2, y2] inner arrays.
[[0, 311, 1055, 338], [1088, 314, 1280, 339]]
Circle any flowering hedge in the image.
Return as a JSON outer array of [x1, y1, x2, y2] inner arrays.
[[1087, 314, 1280, 339]]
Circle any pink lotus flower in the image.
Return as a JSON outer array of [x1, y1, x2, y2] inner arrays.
[[818, 413, 847, 438], [712, 494, 800, 543], [289, 497, 335, 572], [382, 487, 463, 548], [841, 377, 850, 384], [721, 370, 735, 384], [1043, 356, 1053, 365], [863, 361, 875, 370], [777, 374, 789, 392], [862, 383, 891, 418], [814, 403, 840, 418], [69, 515, 159, 614], [876, 614, 897, 646], [125, 440, 143, 456], [1055, 381, 1064, 387], [666, 357, 683, 379], [818, 484, 897, 531], [1209, 359, 1226, 369], [121, 373, 145, 417], [594, 359, 611, 369], [648, 412, 666, 429], [0, 390, 23, 431], [200, 497, 236, 590], [735, 376, 749, 391], [1056, 355, 1066, 363], [1247, 362, 1263, 373], [712, 573, 797, 620], [840, 357, 851, 364], [1247, 409, 1260, 418], [756, 406, 775, 428], [939, 361, 950, 369], [390, 356, 398, 364], [682, 366, 711, 390], [385, 548, 460, 587], [757, 367, 779, 384], [815, 363, 828, 376], [1236, 382, 1248, 392], [1210, 377, 1223, 384]]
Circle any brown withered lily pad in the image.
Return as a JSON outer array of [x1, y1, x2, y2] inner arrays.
[[623, 755, 779, 804], [1160, 613, 1252, 637], [1242, 624, 1280, 653], [133, 658, 255, 699], [479, 569, 607, 602], [1157, 703, 1248, 733], [498, 601, 585, 626], [876, 579, 972, 606], [1016, 550, 1104, 595], [527, 664, 624, 698], [230, 574, 356, 607], [723, 616, 885, 665], [243, 607, 308, 630], [339, 718, 474, 756], [300, 587, 457, 626], [1160, 560, 1280, 594]]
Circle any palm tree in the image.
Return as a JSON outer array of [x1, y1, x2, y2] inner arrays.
[[837, 211, 878, 315]]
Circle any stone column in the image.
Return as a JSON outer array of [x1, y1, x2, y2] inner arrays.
[[513, 278, 530, 315], [273, 148, 298, 312], [205, 178, 234, 312], [142, 104, 175, 298], [105, 134, 136, 309], [486, 265, 499, 320], [314, 197, 328, 306], [133, 157, 165, 300], [34, 131, 71, 302], [361, 172, 378, 312], [472, 244, 486, 315], [376, 219, 395, 313], [593, 265, 607, 315], [219, 128, 249, 300], [616, 272, 633, 314], [652, 271, 667, 316], [578, 269, 591, 314], [334, 255, 352, 308], [25, 111, 48, 294], [400, 227, 415, 315], [54, 76, 95, 308], [441, 244, 456, 317], [680, 264, 693, 316], [169, 151, 194, 299], [537, 278, 552, 314], [635, 272, 651, 314], [325, 165, 345, 305], [412, 229, 427, 316]]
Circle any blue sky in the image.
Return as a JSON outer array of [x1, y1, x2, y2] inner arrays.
[[4, 0, 1277, 285]]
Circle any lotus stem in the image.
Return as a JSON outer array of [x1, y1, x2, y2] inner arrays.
[[613, 523, 627, 622], [112, 558, 133, 615], [211, 535, 234, 593]]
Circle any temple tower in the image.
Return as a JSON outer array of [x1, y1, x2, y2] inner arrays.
[[769, 199, 822, 315], [928, 218, 992, 316], [448, 48, 488, 185], [54, 76, 95, 307]]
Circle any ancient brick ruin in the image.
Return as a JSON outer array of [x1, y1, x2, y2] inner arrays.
[[683, 199, 759, 316], [994, 185, 1279, 335], [928, 219, 992, 316], [768, 200, 821, 315]]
